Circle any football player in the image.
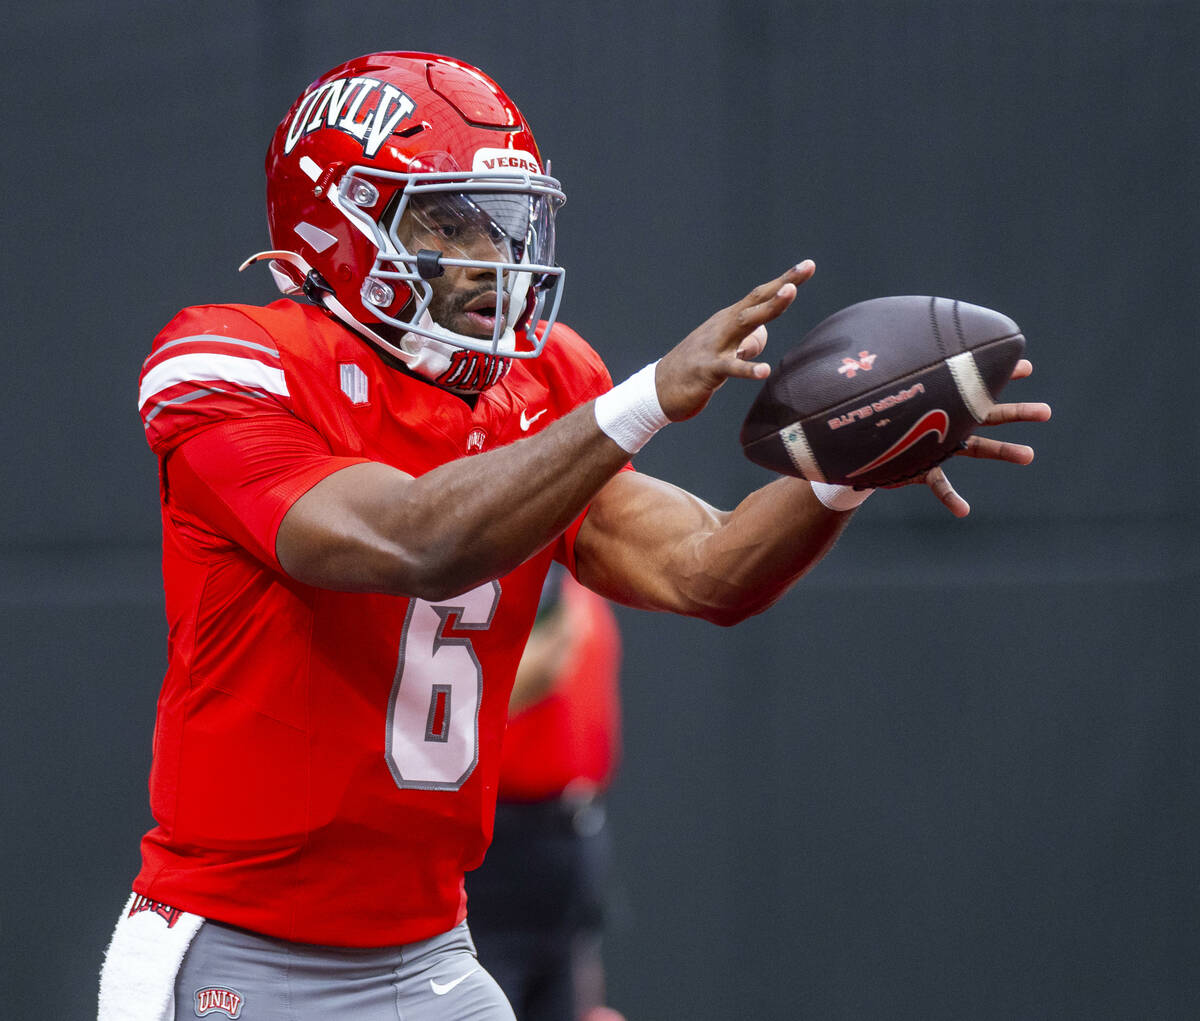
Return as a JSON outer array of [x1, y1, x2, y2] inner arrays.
[[99, 52, 1050, 1021]]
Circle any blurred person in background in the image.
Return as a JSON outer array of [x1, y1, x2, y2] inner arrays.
[[468, 564, 627, 1021]]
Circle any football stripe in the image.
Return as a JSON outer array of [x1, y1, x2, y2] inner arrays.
[[778, 425, 826, 483], [946, 351, 995, 423], [139, 353, 290, 410]]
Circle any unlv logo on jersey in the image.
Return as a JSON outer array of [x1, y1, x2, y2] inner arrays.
[[466, 427, 488, 454], [284, 76, 416, 159]]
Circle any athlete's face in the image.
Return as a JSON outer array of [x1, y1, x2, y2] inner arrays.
[[394, 194, 520, 340]]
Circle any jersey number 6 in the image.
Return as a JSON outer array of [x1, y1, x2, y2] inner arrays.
[[385, 581, 501, 791]]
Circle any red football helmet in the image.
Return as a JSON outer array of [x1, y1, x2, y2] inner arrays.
[[246, 52, 566, 382]]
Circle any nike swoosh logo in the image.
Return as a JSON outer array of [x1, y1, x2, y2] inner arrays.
[[430, 968, 478, 995], [847, 409, 950, 478], [519, 407, 547, 431]]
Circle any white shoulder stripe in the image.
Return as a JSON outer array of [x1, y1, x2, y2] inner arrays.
[[138, 352, 289, 410], [151, 334, 280, 359], [946, 351, 995, 423]]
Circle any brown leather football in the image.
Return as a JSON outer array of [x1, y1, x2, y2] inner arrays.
[[741, 296, 1025, 487]]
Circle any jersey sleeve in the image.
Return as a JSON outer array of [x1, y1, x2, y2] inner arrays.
[[139, 305, 298, 456], [141, 305, 368, 567], [165, 416, 367, 568]]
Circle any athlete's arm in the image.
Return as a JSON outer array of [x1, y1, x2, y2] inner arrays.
[[275, 263, 815, 600], [507, 599, 573, 715], [572, 365, 1050, 625], [572, 471, 849, 626]]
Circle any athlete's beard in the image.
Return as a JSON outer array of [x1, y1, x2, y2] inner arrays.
[[427, 284, 509, 340], [365, 284, 509, 357], [360, 286, 515, 396]]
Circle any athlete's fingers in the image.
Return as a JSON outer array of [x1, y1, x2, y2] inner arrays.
[[729, 282, 797, 342], [700, 262, 814, 360], [1010, 358, 1033, 380], [719, 355, 773, 381], [726, 261, 815, 338], [736, 261, 815, 313], [655, 262, 814, 419], [926, 465, 971, 518], [983, 400, 1052, 427], [957, 434, 1035, 464], [736, 324, 769, 361]]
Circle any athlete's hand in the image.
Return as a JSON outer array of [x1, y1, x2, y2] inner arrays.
[[894, 359, 1052, 517], [654, 261, 816, 422]]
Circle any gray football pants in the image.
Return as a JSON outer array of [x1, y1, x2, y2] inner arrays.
[[175, 918, 516, 1020]]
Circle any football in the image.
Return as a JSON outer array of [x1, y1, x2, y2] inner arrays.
[[740, 295, 1025, 487]]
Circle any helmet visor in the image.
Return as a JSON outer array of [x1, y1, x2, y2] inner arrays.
[[392, 189, 558, 275]]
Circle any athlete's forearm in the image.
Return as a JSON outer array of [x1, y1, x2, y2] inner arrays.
[[575, 473, 852, 626], [679, 478, 852, 624], [402, 406, 629, 597]]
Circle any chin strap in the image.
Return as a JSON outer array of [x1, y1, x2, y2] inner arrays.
[[240, 250, 417, 369]]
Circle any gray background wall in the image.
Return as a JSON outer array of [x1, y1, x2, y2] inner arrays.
[[3, 2, 1197, 1018]]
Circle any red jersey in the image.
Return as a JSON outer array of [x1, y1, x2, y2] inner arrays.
[[134, 299, 614, 946], [497, 575, 622, 802]]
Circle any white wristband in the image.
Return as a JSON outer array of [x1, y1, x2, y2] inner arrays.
[[810, 480, 873, 511], [594, 361, 670, 453]]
